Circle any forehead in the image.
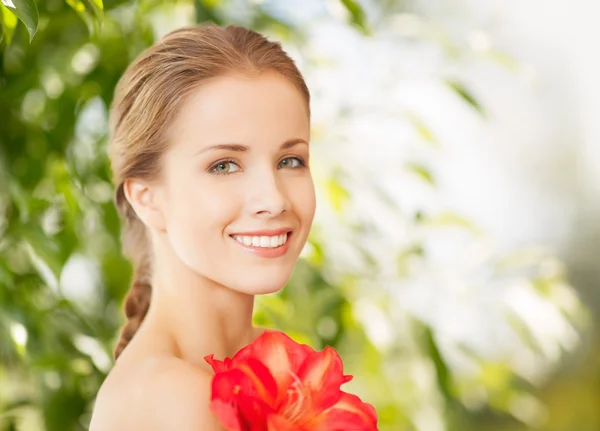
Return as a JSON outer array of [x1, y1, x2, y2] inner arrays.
[[166, 71, 309, 153]]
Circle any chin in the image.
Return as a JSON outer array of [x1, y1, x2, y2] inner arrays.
[[233, 276, 289, 296]]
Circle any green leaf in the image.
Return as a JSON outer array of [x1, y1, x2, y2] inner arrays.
[[82, 0, 103, 36], [340, 0, 370, 35], [88, 0, 103, 13], [405, 162, 436, 187], [423, 326, 454, 401], [0, 10, 4, 45], [405, 112, 438, 146], [43, 387, 87, 431], [194, 0, 222, 25], [0, 0, 38, 42], [0, 396, 32, 415], [66, 0, 104, 36], [20, 224, 65, 278], [421, 211, 482, 235], [325, 177, 350, 212], [446, 80, 484, 114]]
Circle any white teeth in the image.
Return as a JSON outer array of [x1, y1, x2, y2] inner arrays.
[[270, 236, 279, 247], [232, 233, 289, 248]]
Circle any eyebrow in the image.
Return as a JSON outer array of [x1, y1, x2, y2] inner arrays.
[[197, 138, 308, 155]]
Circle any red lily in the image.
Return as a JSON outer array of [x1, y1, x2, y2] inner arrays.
[[204, 331, 378, 431]]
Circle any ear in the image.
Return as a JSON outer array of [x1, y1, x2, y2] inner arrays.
[[123, 178, 166, 231]]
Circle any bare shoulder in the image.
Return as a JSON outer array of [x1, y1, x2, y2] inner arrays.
[[91, 356, 222, 431], [138, 357, 222, 430]]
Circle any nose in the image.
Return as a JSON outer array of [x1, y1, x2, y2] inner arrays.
[[246, 169, 291, 218]]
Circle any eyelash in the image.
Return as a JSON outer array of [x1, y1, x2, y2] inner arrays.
[[209, 156, 307, 175]]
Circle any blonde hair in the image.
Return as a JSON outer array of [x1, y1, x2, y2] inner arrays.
[[108, 23, 310, 359]]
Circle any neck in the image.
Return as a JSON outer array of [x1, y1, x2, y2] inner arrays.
[[142, 237, 257, 371]]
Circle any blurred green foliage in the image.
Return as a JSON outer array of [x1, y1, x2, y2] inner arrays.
[[0, 1, 598, 431]]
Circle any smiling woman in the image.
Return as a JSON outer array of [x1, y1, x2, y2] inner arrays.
[[150, 70, 315, 297], [87, 24, 320, 430]]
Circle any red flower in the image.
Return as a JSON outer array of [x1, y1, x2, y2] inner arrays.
[[204, 331, 378, 431]]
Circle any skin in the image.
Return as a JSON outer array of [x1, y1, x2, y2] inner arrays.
[[89, 70, 316, 430]]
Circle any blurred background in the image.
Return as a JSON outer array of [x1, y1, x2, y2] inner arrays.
[[0, 0, 598, 430]]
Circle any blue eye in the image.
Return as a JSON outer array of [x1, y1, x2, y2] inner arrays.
[[210, 160, 241, 175], [278, 157, 305, 169]]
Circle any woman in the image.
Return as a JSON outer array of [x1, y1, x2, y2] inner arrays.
[[89, 23, 316, 430]]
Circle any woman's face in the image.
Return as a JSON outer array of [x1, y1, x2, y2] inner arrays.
[[155, 71, 315, 295]]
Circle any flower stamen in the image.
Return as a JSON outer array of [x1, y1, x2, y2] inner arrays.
[[281, 371, 313, 423]]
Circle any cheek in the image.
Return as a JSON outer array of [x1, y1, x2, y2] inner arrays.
[[162, 177, 238, 260]]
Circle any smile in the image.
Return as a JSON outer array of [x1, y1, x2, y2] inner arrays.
[[230, 233, 288, 248], [229, 231, 292, 258]]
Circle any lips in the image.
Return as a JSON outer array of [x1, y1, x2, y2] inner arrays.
[[229, 230, 293, 258]]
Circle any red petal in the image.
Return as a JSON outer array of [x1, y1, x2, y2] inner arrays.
[[211, 369, 247, 403], [211, 365, 275, 407], [209, 398, 244, 431], [336, 392, 378, 424], [205, 354, 229, 373], [310, 409, 377, 431], [236, 391, 271, 427], [235, 331, 313, 373], [296, 346, 349, 410], [308, 392, 378, 430], [232, 331, 314, 405], [237, 356, 279, 408], [210, 360, 280, 428]]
